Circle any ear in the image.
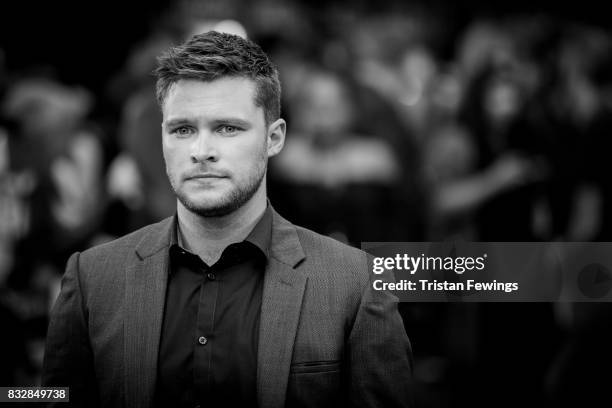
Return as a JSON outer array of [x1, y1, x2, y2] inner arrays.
[[266, 118, 286, 158]]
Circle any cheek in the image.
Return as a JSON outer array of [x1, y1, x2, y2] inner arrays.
[[162, 144, 187, 174], [226, 136, 267, 164], [161, 136, 173, 162]]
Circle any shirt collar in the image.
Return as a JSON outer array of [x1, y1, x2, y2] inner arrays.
[[243, 204, 273, 259], [170, 204, 273, 261]]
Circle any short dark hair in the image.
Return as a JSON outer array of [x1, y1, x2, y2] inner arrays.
[[155, 31, 281, 126]]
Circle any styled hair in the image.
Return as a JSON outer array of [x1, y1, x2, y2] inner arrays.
[[155, 31, 281, 126]]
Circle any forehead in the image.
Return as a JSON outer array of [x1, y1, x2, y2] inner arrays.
[[162, 77, 262, 121]]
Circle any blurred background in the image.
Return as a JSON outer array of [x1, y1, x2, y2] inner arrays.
[[1, 0, 612, 406]]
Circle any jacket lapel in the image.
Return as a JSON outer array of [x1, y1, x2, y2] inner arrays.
[[257, 210, 307, 408], [124, 217, 174, 408]]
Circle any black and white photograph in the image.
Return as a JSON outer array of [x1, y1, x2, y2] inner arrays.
[[1, 0, 611, 407]]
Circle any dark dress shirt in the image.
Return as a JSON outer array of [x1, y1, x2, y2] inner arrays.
[[155, 206, 272, 408]]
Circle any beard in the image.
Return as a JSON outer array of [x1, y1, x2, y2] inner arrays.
[[168, 159, 267, 218]]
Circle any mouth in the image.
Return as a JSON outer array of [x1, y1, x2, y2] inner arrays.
[[186, 173, 227, 180]]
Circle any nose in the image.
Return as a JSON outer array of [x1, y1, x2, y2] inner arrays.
[[190, 131, 219, 163]]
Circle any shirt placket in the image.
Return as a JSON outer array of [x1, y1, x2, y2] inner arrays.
[[193, 262, 219, 401]]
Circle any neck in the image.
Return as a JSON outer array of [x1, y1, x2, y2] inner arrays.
[[176, 184, 267, 265]]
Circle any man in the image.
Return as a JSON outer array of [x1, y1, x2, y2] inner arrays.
[[43, 31, 412, 408]]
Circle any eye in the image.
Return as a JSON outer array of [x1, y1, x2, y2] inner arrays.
[[218, 125, 240, 135], [176, 126, 195, 137]]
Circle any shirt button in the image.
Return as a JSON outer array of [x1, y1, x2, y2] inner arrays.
[[207, 272, 216, 281], [198, 336, 208, 345]]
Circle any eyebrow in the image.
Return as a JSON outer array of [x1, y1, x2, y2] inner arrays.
[[210, 118, 251, 128], [163, 118, 252, 129], [163, 118, 192, 129]]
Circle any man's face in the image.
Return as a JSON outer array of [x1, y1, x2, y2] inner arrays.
[[161, 77, 280, 217]]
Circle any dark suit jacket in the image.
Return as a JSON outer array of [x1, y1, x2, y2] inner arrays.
[[43, 208, 413, 407]]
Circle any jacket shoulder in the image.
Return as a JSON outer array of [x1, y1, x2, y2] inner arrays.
[[292, 225, 370, 286], [78, 217, 172, 267], [294, 225, 367, 264]]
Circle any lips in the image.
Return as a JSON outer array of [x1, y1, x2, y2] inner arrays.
[[189, 174, 224, 178], [185, 173, 228, 180]]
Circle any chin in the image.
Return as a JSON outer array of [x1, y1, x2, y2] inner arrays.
[[179, 191, 241, 217], [189, 204, 237, 217], [173, 170, 265, 218]]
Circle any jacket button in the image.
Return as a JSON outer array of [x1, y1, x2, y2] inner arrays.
[[198, 336, 208, 345]]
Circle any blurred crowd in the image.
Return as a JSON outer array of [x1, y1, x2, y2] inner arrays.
[[1, 1, 612, 407]]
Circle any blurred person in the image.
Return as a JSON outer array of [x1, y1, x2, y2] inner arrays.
[[455, 63, 549, 240], [0, 127, 31, 270], [351, 17, 439, 140], [275, 68, 400, 186], [428, 58, 562, 408], [0, 78, 108, 385], [0, 123, 35, 285], [0, 122, 44, 386], [423, 123, 478, 239], [427, 19, 554, 240], [395, 46, 439, 139], [42, 31, 413, 408], [271, 66, 425, 244], [426, 61, 548, 240], [581, 43, 612, 241], [107, 33, 178, 232], [421, 67, 474, 239], [456, 20, 515, 81], [2, 77, 106, 270], [547, 25, 612, 242], [545, 29, 612, 408]]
